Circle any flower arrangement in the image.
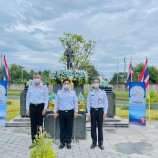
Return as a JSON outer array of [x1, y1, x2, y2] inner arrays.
[[48, 92, 56, 111], [48, 92, 86, 111], [100, 79, 109, 87], [27, 79, 33, 86], [50, 69, 88, 86], [78, 92, 86, 111]]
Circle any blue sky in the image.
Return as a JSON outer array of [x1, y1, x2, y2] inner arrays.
[[1, 0, 158, 79]]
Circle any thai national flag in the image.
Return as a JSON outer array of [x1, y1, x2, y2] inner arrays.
[[3, 54, 11, 82], [125, 62, 134, 87], [139, 58, 149, 88]]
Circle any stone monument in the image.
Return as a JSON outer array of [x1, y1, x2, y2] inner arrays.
[[45, 45, 87, 139], [64, 43, 74, 70]]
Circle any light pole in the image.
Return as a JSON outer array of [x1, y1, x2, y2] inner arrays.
[[21, 66, 26, 83], [117, 56, 118, 83], [124, 57, 126, 73], [10, 66, 12, 82]]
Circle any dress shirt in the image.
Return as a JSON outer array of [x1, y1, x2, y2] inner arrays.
[[87, 89, 108, 115], [26, 83, 49, 110]]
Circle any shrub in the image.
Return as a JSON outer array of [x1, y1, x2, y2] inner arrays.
[[146, 91, 158, 109], [30, 127, 56, 158], [7, 101, 12, 105]]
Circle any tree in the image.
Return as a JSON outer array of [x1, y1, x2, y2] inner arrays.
[[146, 91, 158, 109], [110, 72, 127, 84], [86, 64, 99, 83], [133, 64, 158, 83], [148, 66, 158, 83], [132, 63, 144, 82], [110, 63, 158, 84], [10, 64, 23, 83], [29, 70, 36, 79], [59, 33, 96, 70], [10, 64, 36, 83], [41, 70, 50, 84]]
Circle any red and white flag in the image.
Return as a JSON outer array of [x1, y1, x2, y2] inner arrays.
[[3, 54, 11, 82], [139, 58, 149, 88], [125, 62, 134, 87]]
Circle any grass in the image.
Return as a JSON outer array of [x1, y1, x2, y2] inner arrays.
[[6, 90, 158, 122], [8, 90, 59, 96], [7, 90, 129, 101], [116, 105, 158, 122], [6, 99, 20, 121], [7, 90, 22, 96], [114, 91, 128, 101], [5, 99, 158, 122]]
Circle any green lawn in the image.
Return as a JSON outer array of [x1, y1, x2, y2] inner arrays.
[[6, 91, 158, 122], [116, 106, 158, 122], [7, 90, 22, 96], [115, 91, 158, 122], [114, 91, 128, 101], [8, 90, 55, 96], [7, 90, 129, 100], [6, 99, 20, 121]]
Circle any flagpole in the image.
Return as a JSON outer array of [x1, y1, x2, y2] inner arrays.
[[148, 81, 151, 122], [131, 60, 132, 82], [147, 57, 151, 122], [1, 53, 3, 80]]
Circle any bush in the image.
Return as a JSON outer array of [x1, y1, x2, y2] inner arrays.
[[7, 101, 12, 105], [146, 91, 158, 109], [30, 128, 56, 158]]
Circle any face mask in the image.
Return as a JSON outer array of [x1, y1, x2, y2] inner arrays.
[[34, 78, 40, 84], [93, 83, 99, 88], [63, 84, 70, 89]]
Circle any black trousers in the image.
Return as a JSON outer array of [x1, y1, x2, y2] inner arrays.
[[30, 103, 44, 141], [90, 108, 104, 145], [59, 109, 74, 144]]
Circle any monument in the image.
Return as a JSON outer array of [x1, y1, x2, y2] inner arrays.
[[64, 43, 74, 70], [45, 44, 87, 139]]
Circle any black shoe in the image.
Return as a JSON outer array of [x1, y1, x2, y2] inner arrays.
[[59, 143, 65, 149], [90, 144, 96, 149], [98, 144, 104, 150], [67, 143, 71, 149]]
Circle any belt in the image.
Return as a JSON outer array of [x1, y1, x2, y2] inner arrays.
[[59, 109, 74, 112], [91, 107, 103, 111], [30, 103, 44, 106]]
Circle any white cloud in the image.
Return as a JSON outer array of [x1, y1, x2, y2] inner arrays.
[[6, 21, 52, 33], [1, 0, 158, 79]]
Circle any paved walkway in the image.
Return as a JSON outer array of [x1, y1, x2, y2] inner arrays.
[[0, 122, 157, 158]]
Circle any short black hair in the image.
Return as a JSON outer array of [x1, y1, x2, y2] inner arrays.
[[33, 73, 41, 78], [62, 79, 70, 83], [93, 78, 100, 83]]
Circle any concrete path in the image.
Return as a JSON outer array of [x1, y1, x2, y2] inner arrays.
[[0, 122, 157, 158]]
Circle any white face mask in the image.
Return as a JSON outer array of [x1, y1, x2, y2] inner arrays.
[[34, 78, 40, 84], [63, 84, 70, 89], [93, 83, 99, 88]]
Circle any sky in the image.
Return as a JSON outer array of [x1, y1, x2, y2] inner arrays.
[[1, 0, 158, 79]]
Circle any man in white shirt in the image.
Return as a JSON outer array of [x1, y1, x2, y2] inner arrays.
[[26, 73, 49, 142], [54, 79, 78, 149], [87, 78, 108, 150]]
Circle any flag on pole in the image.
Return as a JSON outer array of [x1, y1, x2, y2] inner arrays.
[[3, 54, 11, 82], [125, 62, 134, 87], [139, 58, 149, 88]]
